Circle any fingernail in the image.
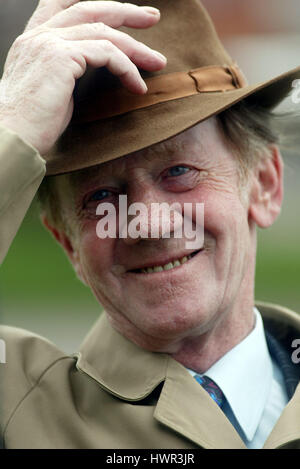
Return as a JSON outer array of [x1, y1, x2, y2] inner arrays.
[[141, 80, 148, 93], [142, 6, 160, 16], [153, 50, 167, 62]]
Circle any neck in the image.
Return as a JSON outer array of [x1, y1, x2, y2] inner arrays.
[[170, 300, 255, 373], [170, 248, 257, 373], [108, 272, 256, 372]]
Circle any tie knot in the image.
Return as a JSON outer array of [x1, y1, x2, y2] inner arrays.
[[194, 374, 224, 408]]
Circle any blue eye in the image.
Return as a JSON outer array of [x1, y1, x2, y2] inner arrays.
[[167, 166, 190, 177], [90, 190, 112, 201]]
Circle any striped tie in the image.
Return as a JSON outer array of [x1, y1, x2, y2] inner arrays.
[[194, 374, 224, 407]]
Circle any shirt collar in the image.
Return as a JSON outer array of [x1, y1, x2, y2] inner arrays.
[[188, 308, 273, 441]]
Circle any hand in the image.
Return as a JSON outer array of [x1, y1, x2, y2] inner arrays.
[[0, 0, 166, 155]]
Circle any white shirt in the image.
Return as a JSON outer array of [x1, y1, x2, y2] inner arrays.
[[188, 308, 289, 449]]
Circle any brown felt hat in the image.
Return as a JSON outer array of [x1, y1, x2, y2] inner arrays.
[[45, 0, 300, 175]]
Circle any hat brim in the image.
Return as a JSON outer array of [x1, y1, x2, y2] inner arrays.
[[46, 65, 300, 176]]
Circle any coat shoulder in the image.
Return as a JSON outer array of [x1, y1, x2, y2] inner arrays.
[[0, 325, 70, 441], [256, 300, 300, 329]]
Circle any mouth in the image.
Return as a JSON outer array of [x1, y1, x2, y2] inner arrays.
[[129, 249, 202, 274]]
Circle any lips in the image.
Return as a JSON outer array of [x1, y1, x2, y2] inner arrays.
[[129, 249, 201, 274]]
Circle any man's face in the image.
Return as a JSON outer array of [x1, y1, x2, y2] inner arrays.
[[57, 117, 257, 352]]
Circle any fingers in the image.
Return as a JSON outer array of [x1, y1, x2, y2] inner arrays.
[[45, 1, 161, 29], [21, 1, 166, 100], [53, 23, 166, 72], [70, 39, 149, 94], [25, 0, 81, 31]]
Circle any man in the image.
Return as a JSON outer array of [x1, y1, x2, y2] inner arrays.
[[0, 0, 300, 449]]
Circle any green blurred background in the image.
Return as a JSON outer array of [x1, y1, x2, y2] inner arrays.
[[1, 0, 300, 352]]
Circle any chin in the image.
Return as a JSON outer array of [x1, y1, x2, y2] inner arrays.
[[136, 304, 210, 340]]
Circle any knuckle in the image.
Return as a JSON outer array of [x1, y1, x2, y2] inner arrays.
[[50, 40, 66, 57], [100, 39, 116, 54], [91, 21, 108, 35], [122, 2, 138, 13], [34, 31, 57, 50], [98, 22, 109, 34], [30, 32, 67, 61], [116, 30, 131, 43], [68, 2, 83, 16], [68, 2, 99, 23], [120, 56, 136, 75], [13, 33, 27, 48], [11, 30, 39, 53], [68, 1, 97, 15], [12, 28, 63, 56]]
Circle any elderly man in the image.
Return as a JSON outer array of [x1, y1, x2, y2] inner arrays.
[[0, 0, 300, 450]]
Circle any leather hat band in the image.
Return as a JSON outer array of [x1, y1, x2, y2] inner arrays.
[[73, 64, 248, 124]]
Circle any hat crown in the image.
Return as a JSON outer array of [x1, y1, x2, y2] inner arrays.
[[75, 0, 233, 102], [122, 0, 233, 73]]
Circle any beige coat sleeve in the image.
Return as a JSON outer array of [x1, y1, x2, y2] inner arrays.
[[0, 125, 46, 264]]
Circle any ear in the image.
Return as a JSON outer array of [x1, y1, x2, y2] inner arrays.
[[248, 146, 284, 228], [41, 215, 88, 286]]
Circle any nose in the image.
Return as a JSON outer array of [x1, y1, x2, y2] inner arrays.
[[120, 186, 184, 246]]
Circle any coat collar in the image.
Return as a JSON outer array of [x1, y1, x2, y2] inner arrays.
[[75, 313, 246, 449], [75, 302, 300, 449], [76, 301, 300, 402], [76, 313, 169, 401]]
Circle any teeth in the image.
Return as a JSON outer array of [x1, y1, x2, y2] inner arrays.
[[139, 253, 195, 274]]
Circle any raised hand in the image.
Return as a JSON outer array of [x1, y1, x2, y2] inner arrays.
[[0, 0, 166, 154]]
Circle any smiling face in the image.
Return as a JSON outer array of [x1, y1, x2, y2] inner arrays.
[[47, 116, 283, 364]]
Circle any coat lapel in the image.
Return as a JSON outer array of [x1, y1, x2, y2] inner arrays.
[[154, 358, 246, 448], [76, 313, 246, 448], [76, 303, 300, 449], [263, 383, 300, 448], [259, 302, 300, 448]]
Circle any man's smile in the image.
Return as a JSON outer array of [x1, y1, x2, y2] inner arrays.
[[128, 249, 202, 274]]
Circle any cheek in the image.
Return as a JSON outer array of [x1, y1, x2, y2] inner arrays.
[[181, 185, 243, 235], [189, 186, 251, 268], [77, 221, 114, 281]]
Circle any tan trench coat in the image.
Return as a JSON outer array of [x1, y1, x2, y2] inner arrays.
[[0, 126, 300, 449]]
